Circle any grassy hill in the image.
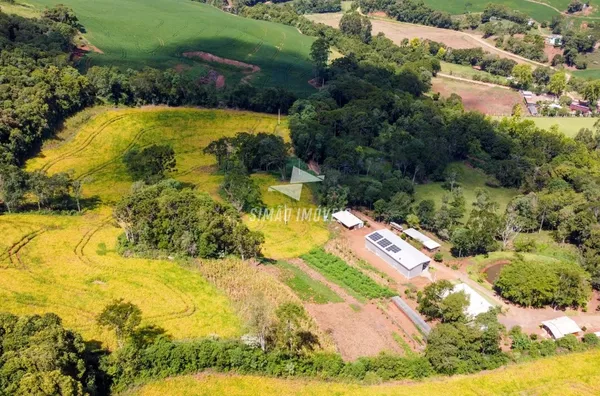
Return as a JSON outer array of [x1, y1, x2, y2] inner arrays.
[[126, 348, 600, 395], [26, 107, 329, 259], [28, 0, 316, 94]]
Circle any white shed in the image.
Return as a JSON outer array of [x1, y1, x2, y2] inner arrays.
[[542, 317, 582, 339], [403, 228, 441, 251], [445, 283, 494, 318], [332, 210, 364, 229]]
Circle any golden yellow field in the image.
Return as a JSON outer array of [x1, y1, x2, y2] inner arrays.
[[25, 107, 328, 258], [127, 349, 600, 396], [0, 210, 241, 347]]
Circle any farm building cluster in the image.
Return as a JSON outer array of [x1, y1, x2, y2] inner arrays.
[[522, 90, 597, 116]]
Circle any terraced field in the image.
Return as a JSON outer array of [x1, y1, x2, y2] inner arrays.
[[28, 0, 316, 94]]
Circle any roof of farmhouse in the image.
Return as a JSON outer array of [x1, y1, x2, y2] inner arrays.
[[365, 229, 431, 270], [332, 210, 363, 228], [448, 283, 494, 318]]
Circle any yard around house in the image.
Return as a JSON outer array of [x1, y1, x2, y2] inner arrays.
[[27, 0, 317, 94]]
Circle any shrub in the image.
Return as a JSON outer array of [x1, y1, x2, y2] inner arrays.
[[433, 252, 444, 262], [582, 333, 600, 347]]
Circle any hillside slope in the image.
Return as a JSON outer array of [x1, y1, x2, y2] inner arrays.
[[127, 349, 600, 395]]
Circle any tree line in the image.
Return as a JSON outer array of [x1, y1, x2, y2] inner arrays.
[[0, 8, 297, 167]]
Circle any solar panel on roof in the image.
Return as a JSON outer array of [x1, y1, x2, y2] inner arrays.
[[369, 232, 383, 241], [387, 245, 401, 253], [377, 239, 392, 248]]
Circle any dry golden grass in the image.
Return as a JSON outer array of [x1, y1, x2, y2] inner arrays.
[[26, 107, 327, 258], [0, 209, 241, 348], [126, 349, 600, 396]]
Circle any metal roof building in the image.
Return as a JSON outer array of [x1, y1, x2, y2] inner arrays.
[[542, 317, 582, 339], [332, 210, 364, 229], [445, 283, 494, 318], [403, 228, 441, 251], [365, 229, 431, 279]]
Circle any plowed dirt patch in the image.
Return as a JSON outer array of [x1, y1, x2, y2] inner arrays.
[[183, 51, 260, 73]]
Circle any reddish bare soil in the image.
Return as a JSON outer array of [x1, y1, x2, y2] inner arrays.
[[287, 258, 407, 360], [431, 77, 524, 116], [183, 51, 260, 73]]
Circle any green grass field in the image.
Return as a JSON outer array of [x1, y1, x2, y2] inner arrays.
[[422, 0, 559, 21], [27, 0, 316, 94], [525, 116, 595, 137], [127, 349, 600, 395], [440, 61, 509, 84], [274, 261, 343, 304], [414, 163, 519, 219]]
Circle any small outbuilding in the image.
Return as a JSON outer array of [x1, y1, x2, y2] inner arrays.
[[541, 317, 582, 339], [332, 210, 364, 230], [403, 228, 441, 251], [365, 229, 431, 279], [444, 283, 494, 319]]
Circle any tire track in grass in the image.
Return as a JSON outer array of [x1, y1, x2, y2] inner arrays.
[[75, 126, 159, 181], [40, 114, 128, 172], [74, 219, 198, 322], [0, 229, 47, 270]]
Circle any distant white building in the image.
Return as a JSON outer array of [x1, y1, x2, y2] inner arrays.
[[332, 210, 364, 230], [444, 283, 494, 318], [365, 229, 430, 279], [403, 228, 441, 251], [542, 317, 582, 339], [547, 35, 563, 47]]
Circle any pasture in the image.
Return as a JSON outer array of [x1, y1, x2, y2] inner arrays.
[[414, 163, 519, 219], [421, 0, 560, 21], [27, 0, 316, 94], [0, 210, 242, 347], [127, 349, 600, 395], [524, 116, 596, 137], [26, 107, 328, 259]]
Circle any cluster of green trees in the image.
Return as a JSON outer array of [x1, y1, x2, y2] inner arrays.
[[500, 34, 547, 63], [242, 2, 440, 87], [0, 166, 83, 213], [0, 313, 104, 395], [481, 3, 530, 25], [123, 144, 176, 183], [439, 46, 517, 76], [358, 0, 455, 29], [509, 325, 599, 361], [495, 257, 591, 308], [204, 132, 290, 212], [417, 280, 508, 374], [113, 180, 264, 259], [0, 10, 94, 165], [293, 0, 341, 14]]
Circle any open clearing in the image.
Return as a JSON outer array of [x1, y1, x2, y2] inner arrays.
[[26, 107, 327, 259], [28, 0, 316, 94], [523, 116, 596, 137], [431, 77, 523, 115], [307, 13, 538, 66], [128, 349, 600, 395], [414, 163, 519, 218], [0, 210, 241, 347]]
